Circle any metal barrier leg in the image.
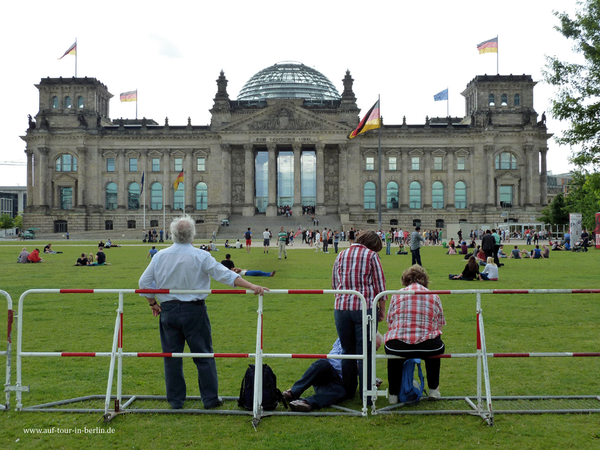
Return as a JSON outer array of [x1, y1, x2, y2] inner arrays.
[[2, 290, 13, 410]]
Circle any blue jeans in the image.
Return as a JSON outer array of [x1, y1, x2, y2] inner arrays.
[[159, 300, 219, 408], [334, 309, 374, 402], [386, 242, 391, 255], [245, 270, 272, 277], [290, 359, 346, 409]]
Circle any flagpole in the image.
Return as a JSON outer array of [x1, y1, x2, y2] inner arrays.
[[136, 88, 138, 120], [75, 38, 78, 77], [163, 181, 166, 236], [377, 94, 382, 232], [497, 35, 499, 75], [447, 87, 449, 117]]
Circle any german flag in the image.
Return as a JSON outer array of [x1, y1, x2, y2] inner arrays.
[[349, 100, 381, 139], [477, 37, 498, 54], [174, 171, 184, 191], [120, 90, 137, 102], [58, 42, 77, 60]]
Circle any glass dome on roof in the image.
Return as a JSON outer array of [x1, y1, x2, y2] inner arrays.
[[237, 61, 341, 101]]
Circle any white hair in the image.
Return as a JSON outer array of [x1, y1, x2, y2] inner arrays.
[[170, 215, 196, 244]]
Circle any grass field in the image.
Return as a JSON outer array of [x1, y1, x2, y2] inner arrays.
[[1, 239, 599, 449]]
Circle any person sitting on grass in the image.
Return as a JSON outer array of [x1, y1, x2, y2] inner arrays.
[[476, 246, 486, 266], [460, 241, 468, 255], [91, 246, 111, 266], [75, 253, 90, 266], [220, 254, 276, 277], [450, 256, 481, 280], [18, 247, 30, 263], [542, 244, 550, 258], [480, 257, 499, 281], [497, 245, 507, 258], [283, 333, 383, 412], [531, 245, 545, 259], [27, 248, 43, 263]]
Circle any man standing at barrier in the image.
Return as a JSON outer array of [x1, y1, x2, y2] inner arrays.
[[139, 215, 269, 410]]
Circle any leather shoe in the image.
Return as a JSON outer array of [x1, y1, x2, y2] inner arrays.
[[282, 389, 296, 401], [289, 399, 312, 412]]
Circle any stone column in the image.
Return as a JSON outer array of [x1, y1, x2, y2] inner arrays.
[[338, 144, 348, 213], [38, 147, 50, 207], [266, 143, 277, 217], [423, 150, 431, 208], [76, 146, 87, 208], [140, 152, 148, 228], [483, 144, 494, 207], [185, 149, 194, 211], [117, 149, 126, 209], [163, 150, 170, 212], [540, 147, 548, 205], [401, 149, 409, 208], [447, 152, 455, 208], [243, 143, 255, 217], [315, 142, 326, 216], [25, 149, 33, 207], [292, 142, 302, 217], [524, 144, 535, 206]]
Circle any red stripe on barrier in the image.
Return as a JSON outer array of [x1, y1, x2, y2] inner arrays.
[[7, 309, 13, 343], [571, 290, 600, 294], [59, 289, 95, 294], [287, 290, 324, 294], [137, 352, 172, 357], [572, 352, 600, 357], [214, 353, 250, 358], [61, 352, 96, 357], [291, 354, 328, 359], [428, 290, 453, 295], [492, 353, 530, 357], [135, 289, 171, 294]]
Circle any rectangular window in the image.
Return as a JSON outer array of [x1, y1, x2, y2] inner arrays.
[[388, 156, 397, 171], [499, 185, 513, 208], [456, 156, 466, 170], [411, 156, 420, 171], [152, 158, 160, 172], [434, 156, 443, 171], [197, 157, 206, 171], [174, 157, 183, 172], [107, 158, 115, 172], [129, 158, 137, 172], [366, 156, 375, 171]]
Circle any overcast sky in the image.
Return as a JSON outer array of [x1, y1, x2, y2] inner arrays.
[[0, 0, 582, 186]]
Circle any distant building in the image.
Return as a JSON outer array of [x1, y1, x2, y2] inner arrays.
[[21, 64, 552, 234], [547, 172, 573, 203], [0, 186, 26, 236]]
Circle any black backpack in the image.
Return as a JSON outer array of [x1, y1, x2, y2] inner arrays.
[[238, 364, 286, 411]]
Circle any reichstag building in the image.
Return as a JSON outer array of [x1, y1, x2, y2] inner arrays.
[[22, 62, 551, 234]]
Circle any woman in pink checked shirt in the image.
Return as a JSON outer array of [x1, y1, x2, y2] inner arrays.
[[384, 265, 446, 404]]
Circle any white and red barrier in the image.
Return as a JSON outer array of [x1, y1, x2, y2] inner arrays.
[[1, 290, 13, 411], [16, 288, 372, 424], [12, 287, 600, 426]]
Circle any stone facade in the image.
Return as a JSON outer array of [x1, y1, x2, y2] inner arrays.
[[21, 72, 551, 235]]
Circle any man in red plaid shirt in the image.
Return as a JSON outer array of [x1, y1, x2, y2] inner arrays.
[[384, 265, 446, 403], [332, 230, 386, 403]]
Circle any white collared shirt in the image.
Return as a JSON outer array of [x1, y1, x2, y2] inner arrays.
[[139, 242, 240, 302]]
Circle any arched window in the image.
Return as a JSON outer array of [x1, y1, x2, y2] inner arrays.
[[52, 96, 59, 109], [488, 94, 495, 106], [432, 181, 444, 209], [386, 181, 399, 209], [151, 182, 162, 210], [409, 181, 421, 209], [77, 96, 84, 108], [105, 182, 117, 210], [173, 182, 184, 210], [514, 94, 520, 106], [65, 96, 72, 109], [495, 152, 517, 170], [455, 181, 467, 209], [501, 94, 508, 106], [128, 182, 140, 210], [55, 154, 78, 172], [364, 181, 376, 209], [196, 182, 208, 210]]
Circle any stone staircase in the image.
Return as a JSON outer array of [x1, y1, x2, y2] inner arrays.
[[214, 214, 343, 241]]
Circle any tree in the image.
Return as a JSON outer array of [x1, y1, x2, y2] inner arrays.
[[13, 213, 23, 231], [564, 171, 600, 229], [0, 214, 15, 235], [544, 0, 600, 167], [550, 193, 570, 226]]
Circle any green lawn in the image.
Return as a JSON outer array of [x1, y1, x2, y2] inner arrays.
[[1, 240, 599, 449]]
